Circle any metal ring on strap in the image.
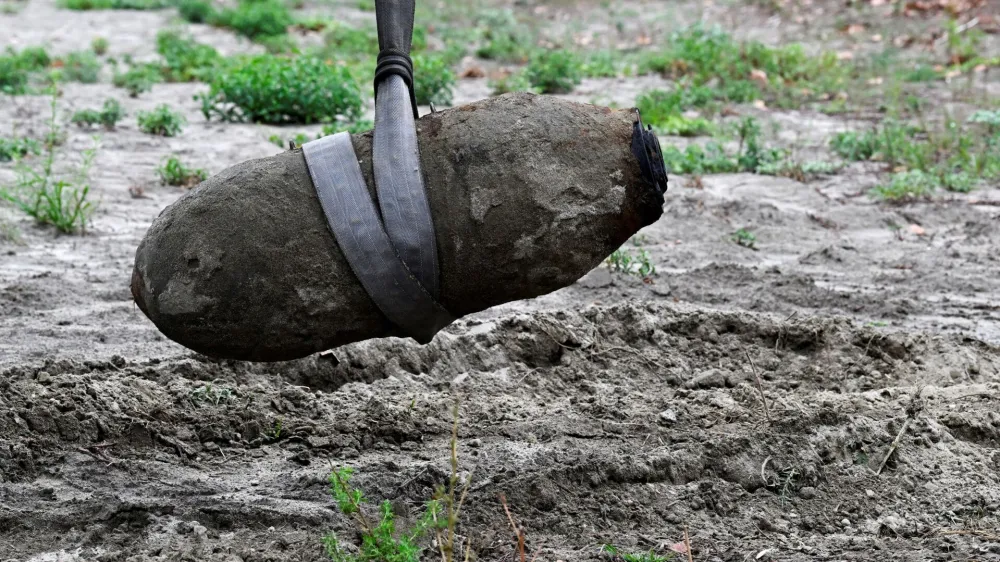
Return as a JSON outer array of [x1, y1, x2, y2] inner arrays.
[[301, 133, 454, 343]]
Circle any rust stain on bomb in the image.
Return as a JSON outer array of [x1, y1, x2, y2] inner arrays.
[[131, 93, 666, 362]]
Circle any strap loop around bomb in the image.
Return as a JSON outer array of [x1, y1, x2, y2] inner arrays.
[[301, 132, 455, 343], [374, 50, 419, 119]]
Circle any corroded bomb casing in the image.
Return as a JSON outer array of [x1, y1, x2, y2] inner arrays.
[[131, 93, 666, 361]]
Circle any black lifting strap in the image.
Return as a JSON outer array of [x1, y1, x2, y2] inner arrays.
[[300, 0, 453, 343]]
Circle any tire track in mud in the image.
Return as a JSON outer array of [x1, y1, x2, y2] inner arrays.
[[2, 302, 998, 561]]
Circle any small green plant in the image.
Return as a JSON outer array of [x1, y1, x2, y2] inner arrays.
[[320, 119, 373, 137], [157, 155, 206, 187], [91, 37, 109, 56], [0, 94, 97, 234], [0, 46, 51, 94], [214, 0, 292, 41], [758, 159, 839, 181], [156, 30, 221, 82], [606, 247, 656, 278], [321, 23, 379, 61], [488, 70, 532, 96], [732, 228, 757, 249], [71, 98, 126, 130], [902, 64, 941, 83], [112, 62, 162, 96], [474, 9, 532, 62], [0, 136, 42, 161], [602, 544, 675, 562], [137, 104, 185, 136], [188, 382, 234, 405], [53, 51, 101, 83], [662, 117, 782, 174], [198, 55, 362, 124], [870, 169, 937, 201], [324, 402, 473, 561], [944, 18, 985, 67], [177, 0, 214, 22], [413, 53, 455, 106], [271, 418, 283, 439], [831, 115, 1000, 196], [525, 49, 582, 94], [581, 50, 620, 78], [636, 89, 711, 136], [637, 24, 846, 109], [58, 0, 170, 9], [324, 467, 442, 562]]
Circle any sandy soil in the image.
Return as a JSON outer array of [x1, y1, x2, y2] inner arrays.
[[2, 0, 1000, 560]]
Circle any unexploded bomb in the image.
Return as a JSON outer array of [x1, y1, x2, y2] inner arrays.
[[131, 93, 667, 361]]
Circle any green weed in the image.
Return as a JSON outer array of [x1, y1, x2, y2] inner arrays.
[[58, 0, 170, 9], [606, 247, 656, 278], [732, 228, 757, 249], [156, 30, 221, 82], [902, 64, 941, 83], [474, 9, 532, 63], [0, 46, 51, 94], [944, 18, 985, 67], [214, 0, 292, 41], [0, 95, 97, 234], [758, 159, 840, 181], [324, 402, 473, 561], [188, 382, 234, 405], [52, 51, 102, 83], [636, 90, 712, 136], [870, 169, 937, 201], [157, 155, 206, 187], [413, 53, 455, 106], [112, 62, 162, 96], [831, 114, 1000, 196], [662, 117, 782, 174], [322, 23, 379, 61], [71, 98, 126, 130], [0, 137, 42, 162], [324, 467, 442, 562], [320, 119, 373, 137], [137, 104, 185, 136], [638, 24, 846, 109], [581, 50, 621, 78], [177, 0, 214, 22], [91, 37, 109, 56], [525, 49, 582, 94], [198, 55, 362, 124], [488, 70, 532, 96], [268, 132, 311, 148], [602, 544, 675, 562]]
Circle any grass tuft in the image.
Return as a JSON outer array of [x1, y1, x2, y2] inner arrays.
[[0, 46, 52, 95], [137, 104, 185, 136], [71, 98, 126, 130], [157, 155, 207, 187], [198, 55, 362, 124], [213, 0, 291, 41], [156, 30, 221, 82], [0, 94, 97, 234], [413, 53, 455, 106]]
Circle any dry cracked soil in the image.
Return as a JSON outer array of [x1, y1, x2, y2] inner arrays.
[[2, 0, 1000, 560]]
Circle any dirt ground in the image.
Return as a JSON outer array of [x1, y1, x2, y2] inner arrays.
[[2, 0, 1000, 560]]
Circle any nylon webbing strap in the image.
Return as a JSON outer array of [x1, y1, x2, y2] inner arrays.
[[372, 74, 441, 298], [301, 133, 454, 343]]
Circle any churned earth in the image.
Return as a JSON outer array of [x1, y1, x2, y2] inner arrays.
[[2, 0, 999, 560]]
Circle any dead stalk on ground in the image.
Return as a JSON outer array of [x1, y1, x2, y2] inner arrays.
[[745, 350, 772, 423]]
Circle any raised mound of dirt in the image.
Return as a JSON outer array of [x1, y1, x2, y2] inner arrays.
[[2, 302, 998, 561]]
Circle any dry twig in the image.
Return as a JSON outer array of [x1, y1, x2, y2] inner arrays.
[[745, 350, 771, 423]]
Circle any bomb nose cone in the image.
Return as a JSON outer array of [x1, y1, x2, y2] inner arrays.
[[131, 93, 666, 361]]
